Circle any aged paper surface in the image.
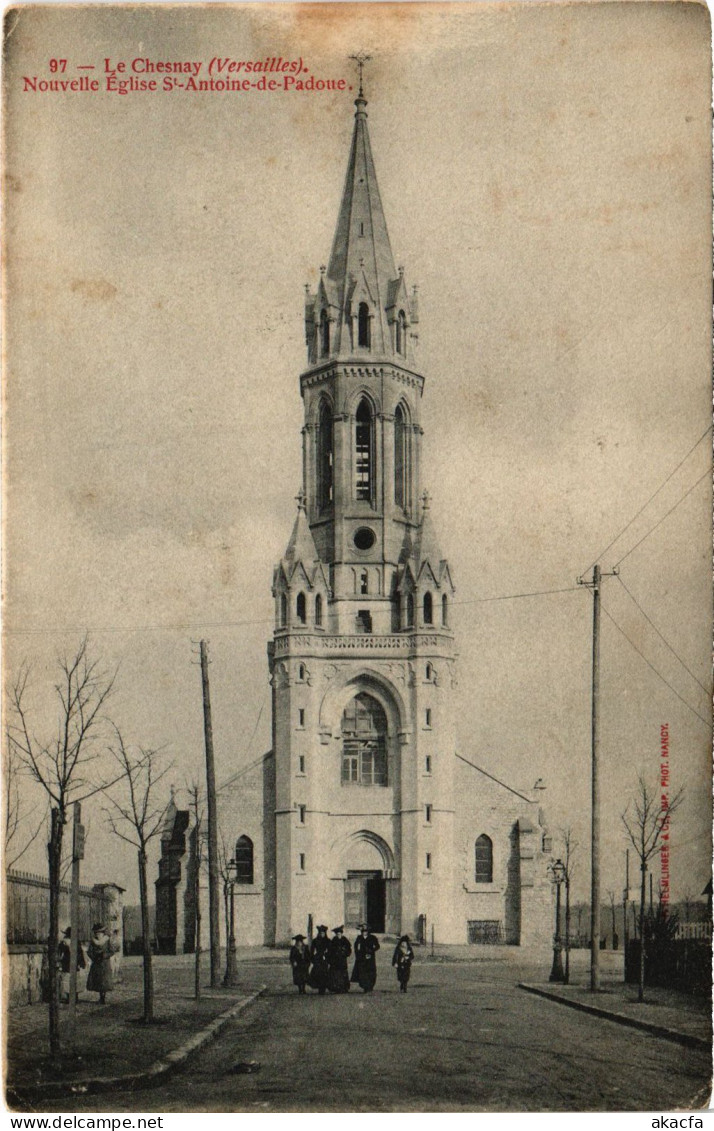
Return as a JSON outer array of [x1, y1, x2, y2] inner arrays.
[[3, 0, 712, 1115]]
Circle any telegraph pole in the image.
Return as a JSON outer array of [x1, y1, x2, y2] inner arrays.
[[199, 641, 221, 988], [578, 563, 617, 992]]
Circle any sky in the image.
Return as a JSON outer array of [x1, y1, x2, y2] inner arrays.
[[4, 1, 712, 908]]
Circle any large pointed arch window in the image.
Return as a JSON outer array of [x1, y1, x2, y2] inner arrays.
[[235, 836, 254, 884], [355, 398, 373, 502], [317, 400, 333, 510], [394, 402, 411, 512], [358, 303, 371, 349], [341, 692, 388, 786]]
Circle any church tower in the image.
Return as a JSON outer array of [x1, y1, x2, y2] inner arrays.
[[268, 86, 458, 944]]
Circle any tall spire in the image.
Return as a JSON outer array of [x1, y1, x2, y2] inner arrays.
[[326, 87, 398, 355]]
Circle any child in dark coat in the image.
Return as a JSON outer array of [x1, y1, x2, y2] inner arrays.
[[289, 934, 311, 994], [392, 934, 415, 993]]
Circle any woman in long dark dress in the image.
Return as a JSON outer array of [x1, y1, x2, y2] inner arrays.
[[289, 933, 311, 994], [350, 924, 380, 992], [328, 925, 351, 993], [308, 925, 330, 994], [392, 934, 415, 993], [86, 923, 119, 1005]]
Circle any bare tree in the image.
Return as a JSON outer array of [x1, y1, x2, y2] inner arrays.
[[7, 638, 117, 1057], [559, 827, 577, 984], [4, 737, 47, 870], [622, 774, 683, 1003], [103, 732, 171, 1023]]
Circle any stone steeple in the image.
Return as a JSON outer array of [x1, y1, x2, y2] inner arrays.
[[325, 95, 397, 356], [304, 95, 417, 365]]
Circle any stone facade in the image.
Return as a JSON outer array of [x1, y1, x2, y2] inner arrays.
[[154, 92, 554, 952]]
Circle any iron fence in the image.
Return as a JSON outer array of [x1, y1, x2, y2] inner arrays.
[[6, 869, 111, 945]]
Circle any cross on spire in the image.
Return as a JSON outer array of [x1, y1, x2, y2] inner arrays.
[[349, 51, 372, 98], [295, 488, 307, 512], [422, 489, 431, 510]]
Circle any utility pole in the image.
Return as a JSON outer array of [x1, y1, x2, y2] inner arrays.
[[67, 802, 83, 1038], [199, 641, 221, 988], [578, 563, 617, 992], [623, 848, 629, 951]]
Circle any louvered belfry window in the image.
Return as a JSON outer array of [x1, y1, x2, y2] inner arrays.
[[355, 399, 373, 501]]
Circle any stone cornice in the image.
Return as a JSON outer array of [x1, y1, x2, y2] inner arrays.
[[272, 632, 455, 659], [300, 362, 425, 395]]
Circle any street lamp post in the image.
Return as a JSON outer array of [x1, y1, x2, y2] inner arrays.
[[223, 858, 238, 987], [548, 858, 566, 984]]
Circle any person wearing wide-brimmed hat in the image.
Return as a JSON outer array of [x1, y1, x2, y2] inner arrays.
[[350, 923, 380, 992], [86, 923, 119, 1005], [58, 926, 86, 1003], [308, 924, 330, 994], [328, 925, 351, 993], [288, 933, 311, 994], [392, 934, 415, 993]]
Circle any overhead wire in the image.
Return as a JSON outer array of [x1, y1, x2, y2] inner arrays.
[[4, 587, 585, 637], [616, 574, 710, 696], [613, 466, 711, 568], [601, 604, 712, 730], [581, 424, 712, 575]]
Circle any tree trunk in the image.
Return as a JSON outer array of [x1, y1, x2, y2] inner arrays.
[[47, 807, 66, 1059], [224, 884, 229, 955], [638, 862, 647, 1002], [564, 877, 571, 984], [138, 847, 154, 1023]]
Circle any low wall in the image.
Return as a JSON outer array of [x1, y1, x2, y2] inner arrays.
[[6, 945, 91, 1007], [6, 945, 45, 1006]]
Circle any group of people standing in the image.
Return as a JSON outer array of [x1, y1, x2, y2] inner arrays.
[[56, 923, 120, 1005], [289, 925, 415, 995]]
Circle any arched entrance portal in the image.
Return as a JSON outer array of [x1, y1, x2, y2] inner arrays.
[[345, 873, 386, 932], [336, 830, 396, 934]]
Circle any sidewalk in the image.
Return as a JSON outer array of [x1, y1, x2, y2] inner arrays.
[[6, 955, 269, 1103], [519, 976, 712, 1049]]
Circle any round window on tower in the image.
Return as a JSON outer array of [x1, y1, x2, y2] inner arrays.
[[353, 527, 376, 552]]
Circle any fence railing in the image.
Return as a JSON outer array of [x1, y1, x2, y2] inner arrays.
[[675, 921, 712, 941], [6, 869, 111, 946]]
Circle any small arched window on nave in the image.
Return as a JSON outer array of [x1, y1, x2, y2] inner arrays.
[[475, 835, 493, 884], [235, 835, 254, 884]]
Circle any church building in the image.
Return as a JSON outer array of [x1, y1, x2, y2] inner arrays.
[[156, 86, 554, 952]]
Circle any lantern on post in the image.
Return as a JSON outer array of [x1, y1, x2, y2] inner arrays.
[[223, 857, 239, 987], [548, 858, 566, 984]]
